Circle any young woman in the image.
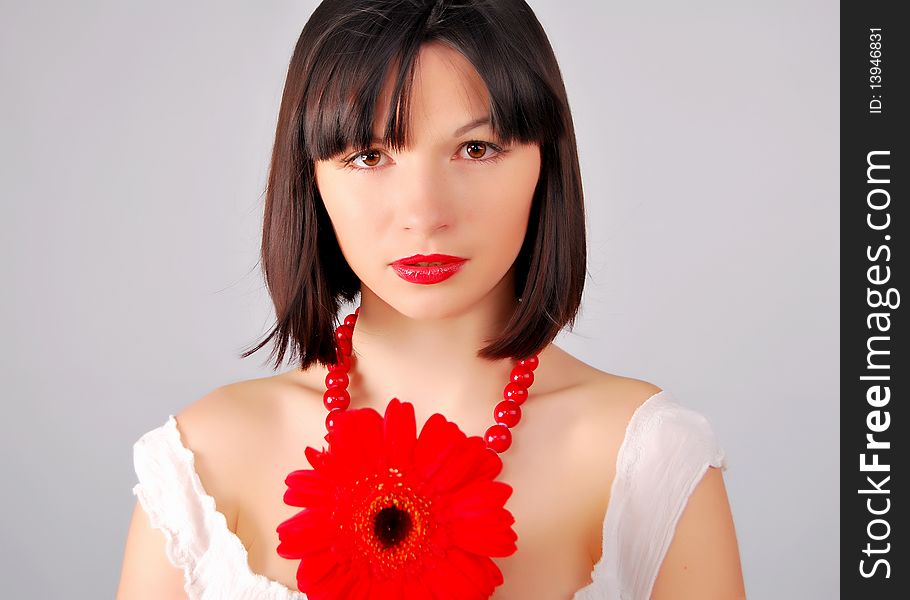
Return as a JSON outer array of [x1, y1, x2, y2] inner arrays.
[[118, 1, 745, 598]]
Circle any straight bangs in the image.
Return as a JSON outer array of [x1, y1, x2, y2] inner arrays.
[[298, 2, 565, 162]]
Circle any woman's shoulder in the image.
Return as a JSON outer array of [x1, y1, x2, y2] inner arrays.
[[170, 369, 324, 528], [559, 351, 728, 478], [535, 344, 665, 477], [175, 368, 323, 433], [175, 374, 302, 446], [541, 343, 664, 429]]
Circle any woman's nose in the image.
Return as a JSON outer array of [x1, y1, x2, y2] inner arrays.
[[395, 157, 456, 234]]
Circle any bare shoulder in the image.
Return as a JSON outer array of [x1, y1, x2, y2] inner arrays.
[[574, 365, 662, 471], [534, 346, 657, 458], [172, 369, 325, 529], [541, 343, 663, 435], [549, 349, 745, 597], [554, 353, 745, 598], [585, 369, 664, 423], [175, 371, 317, 445]]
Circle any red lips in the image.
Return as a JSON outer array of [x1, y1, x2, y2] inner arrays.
[[391, 253, 467, 266], [390, 254, 469, 285]]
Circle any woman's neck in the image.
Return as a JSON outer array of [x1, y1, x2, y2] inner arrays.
[[344, 289, 520, 417]]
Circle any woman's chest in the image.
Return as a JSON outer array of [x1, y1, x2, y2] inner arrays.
[[232, 405, 615, 599]]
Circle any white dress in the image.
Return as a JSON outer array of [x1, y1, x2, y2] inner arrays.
[[132, 389, 727, 600]]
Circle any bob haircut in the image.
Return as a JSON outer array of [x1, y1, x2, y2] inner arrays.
[[242, 0, 587, 371]]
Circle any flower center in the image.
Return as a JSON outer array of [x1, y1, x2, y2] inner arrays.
[[348, 468, 436, 577], [374, 505, 413, 548]]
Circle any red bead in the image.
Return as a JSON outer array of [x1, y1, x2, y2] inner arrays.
[[337, 346, 351, 364], [503, 382, 528, 405], [323, 388, 350, 411], [510, 365, 534, 388], [518, 354, 539, 371], [329, 348, 351, 372], [335, 324, 353, 342], [325, 408, 345, 431], [325, 371, 349, 389], [322, 311, 537, 459], [485, 424, 512, 453], [494, 400, 521, 427]]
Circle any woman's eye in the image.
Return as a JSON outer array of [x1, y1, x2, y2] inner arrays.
[[460, 140, 507, 163], [342, 140, 506, 172], [464, 141, 490, 159], [347, 149, 385, 169]]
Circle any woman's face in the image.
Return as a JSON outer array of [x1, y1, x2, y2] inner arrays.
[[314, 42, 541, 319]]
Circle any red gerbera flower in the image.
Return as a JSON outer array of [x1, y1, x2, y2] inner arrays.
[[276, 397, 517, 599]]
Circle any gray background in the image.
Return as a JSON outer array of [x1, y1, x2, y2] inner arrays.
[[0, 0, 838, 597]]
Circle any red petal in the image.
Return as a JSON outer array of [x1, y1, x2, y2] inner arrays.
[[480, 555, 505, 588], [305, 445, 327, 469], [331, 530, 357, 555], [426, 436, 495, 494], [413, 414, 467, 487], [367, 575, 403, 600], [276, 509, 337, 558], [383, 398, 416, 470], [423, 554, 482, 600], [472, 444, 505, 480], [447, 509, 518, 557], [446, 548, 502, 597], [414, 557, 454, 600], [436, 479, 513, 523], [283, 469, 333, 508], [329, 407, 385, 477], [305, 560, 362, 599], [345, 567, 373, 600], [401, 573, 434, 600], [294, 549, 339, 589]]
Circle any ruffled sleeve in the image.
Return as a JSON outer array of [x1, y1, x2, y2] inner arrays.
[[131, 416, 306, 600], [577, 390, 728, 600], [132, 415, 220, 592]]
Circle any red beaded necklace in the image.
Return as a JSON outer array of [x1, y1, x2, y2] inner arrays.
[[322, 306, 541, 453], [277, 304, 542, 597]]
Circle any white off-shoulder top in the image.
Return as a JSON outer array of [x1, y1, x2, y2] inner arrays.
[[131, 389, 728, 599]]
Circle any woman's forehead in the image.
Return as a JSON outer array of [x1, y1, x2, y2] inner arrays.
[[369, 43, 492, 143]]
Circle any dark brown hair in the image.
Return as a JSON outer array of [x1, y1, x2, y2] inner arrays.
[[241, 0, 587, 371]]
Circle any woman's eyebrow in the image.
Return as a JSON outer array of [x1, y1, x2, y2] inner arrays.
[[452, 116, 490, 137], [452, 115, 490, 137]]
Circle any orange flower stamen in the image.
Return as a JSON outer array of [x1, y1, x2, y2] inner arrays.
[[349, 467, 436, 578]]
